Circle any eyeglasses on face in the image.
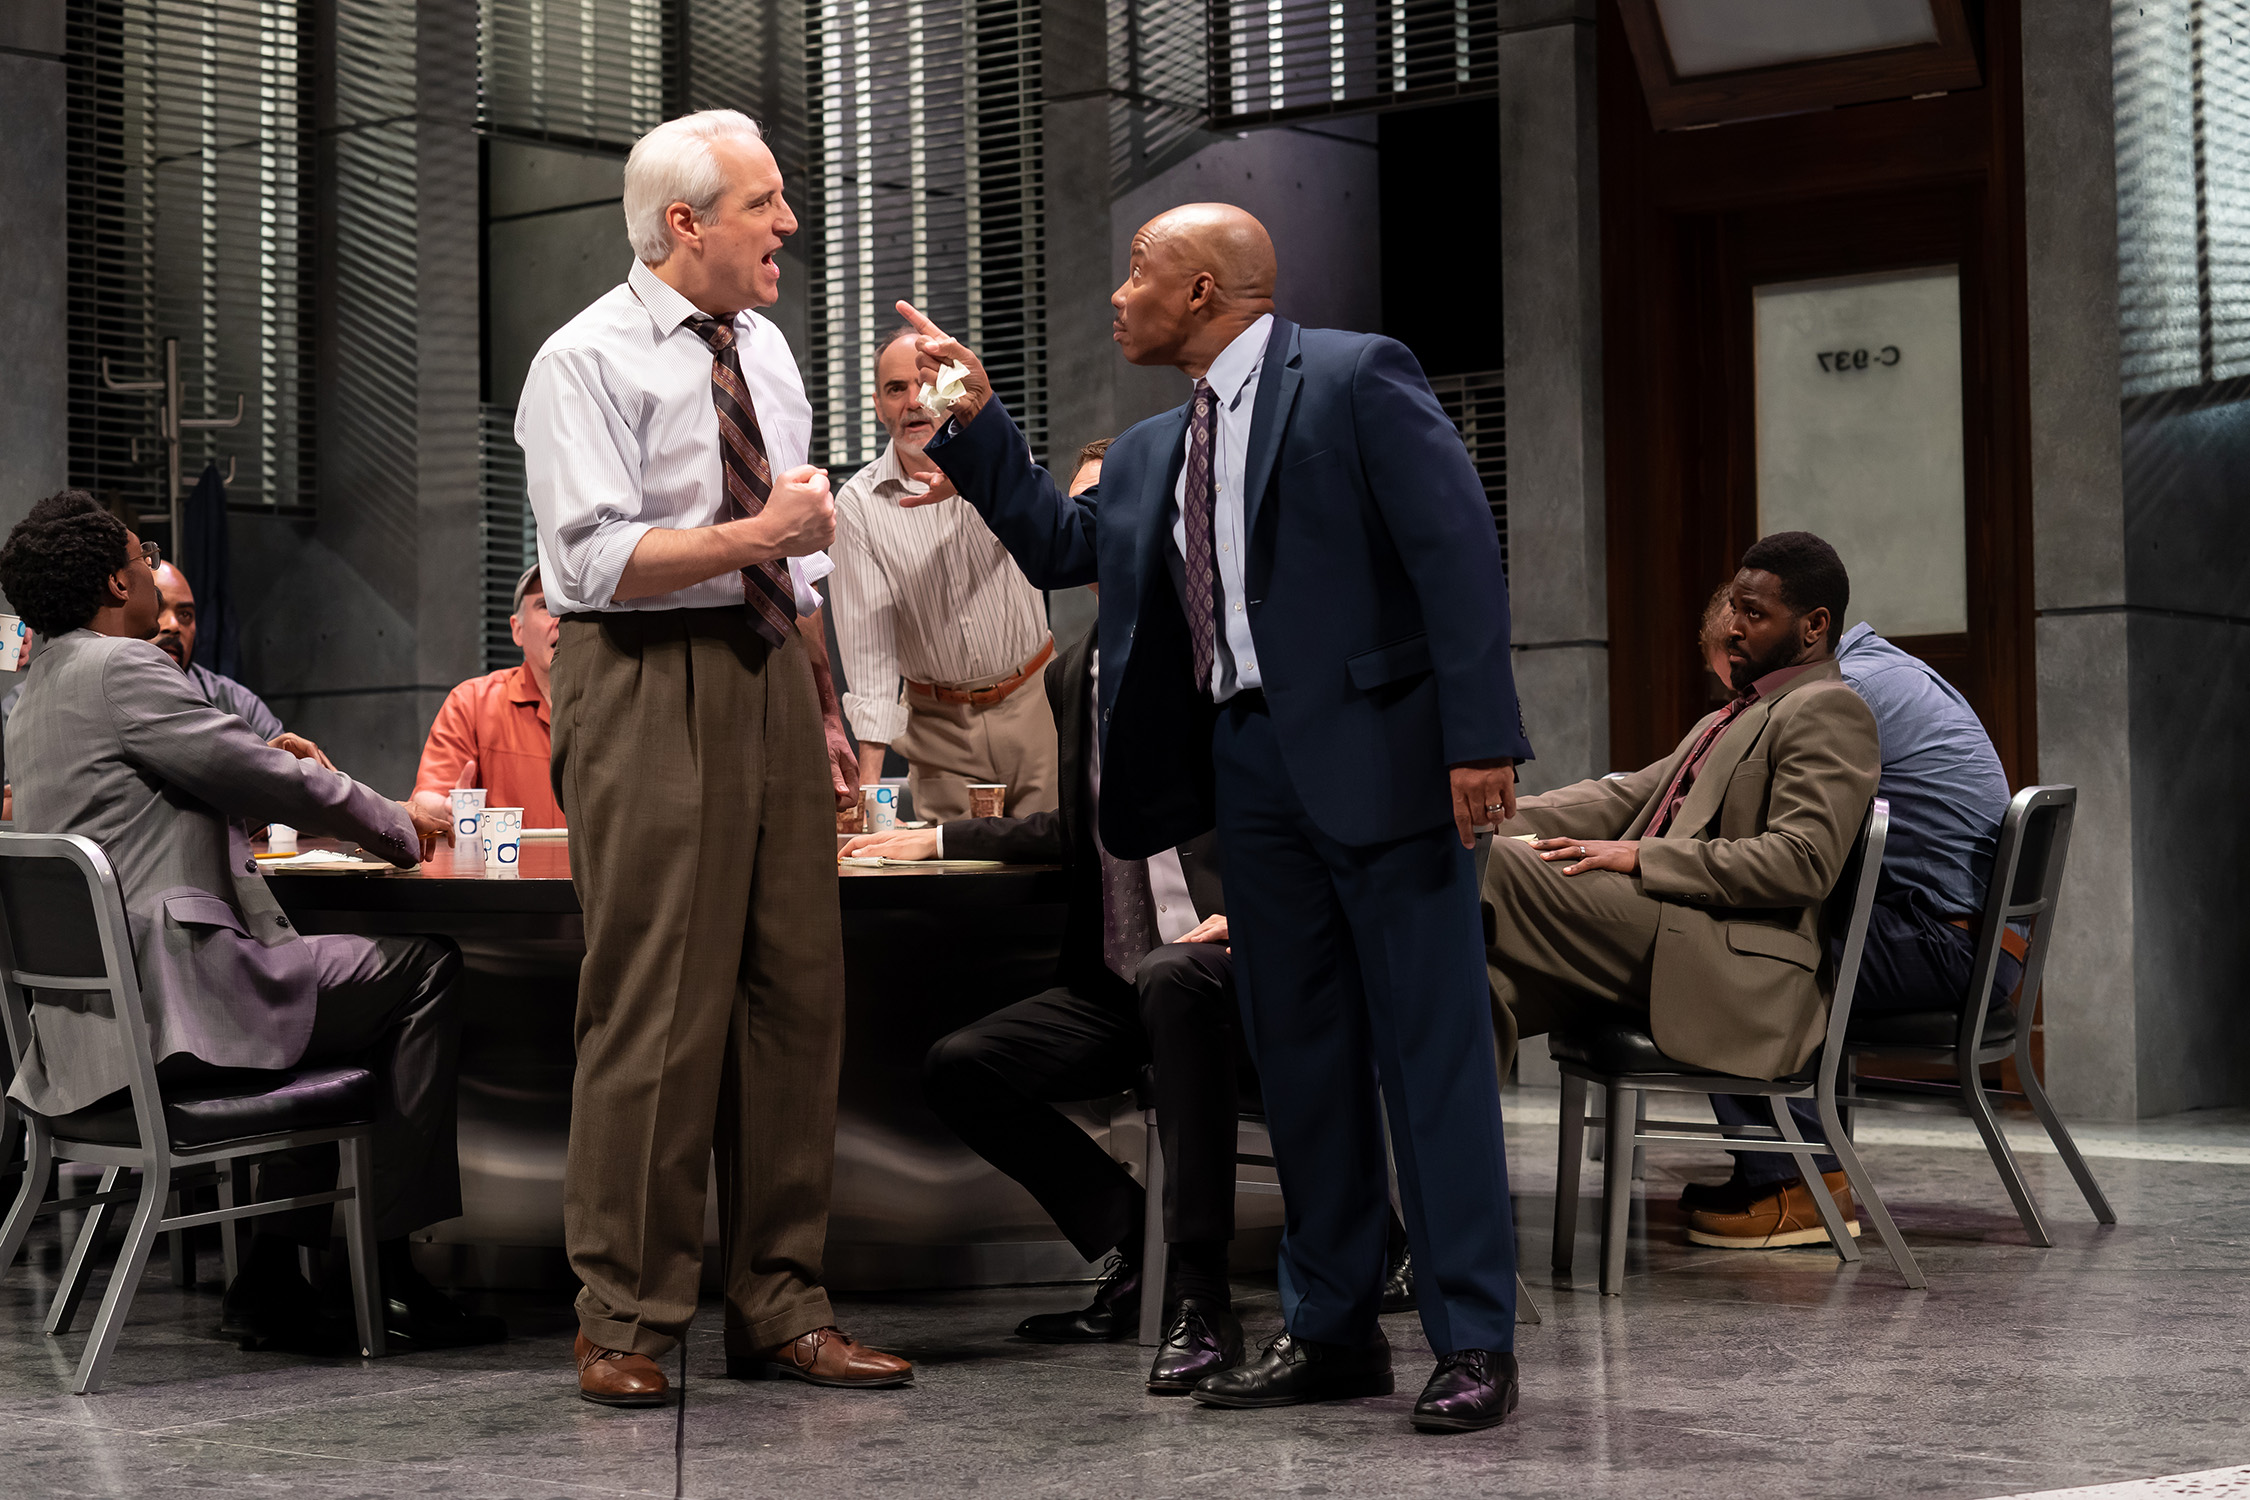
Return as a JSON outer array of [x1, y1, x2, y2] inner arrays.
[[138, 541, 161, 569]]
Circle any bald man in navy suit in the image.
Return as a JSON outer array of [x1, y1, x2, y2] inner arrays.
[[897, 202, 1530, 1434]]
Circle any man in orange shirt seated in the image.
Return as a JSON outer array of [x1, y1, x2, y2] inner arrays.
[[411, 564, 565, 828]]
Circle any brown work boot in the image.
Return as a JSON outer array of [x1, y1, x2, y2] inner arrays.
[[727, 1327, 913, 1388], [1686, 1170, 1863, 1249], [575, 1331, 670, 1407]]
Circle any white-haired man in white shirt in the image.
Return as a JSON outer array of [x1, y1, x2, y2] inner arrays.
[[516, 107, 911, 1408]]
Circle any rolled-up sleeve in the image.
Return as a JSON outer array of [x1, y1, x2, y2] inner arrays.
[[830, 490, 910, 745], [517, 347, 650, 612]]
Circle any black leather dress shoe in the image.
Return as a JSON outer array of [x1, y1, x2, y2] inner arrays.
[[1016, 1255, 1140, 1344], [1147, 1297, 1243, 1394], [1380, 1244, 1416, 1314], [220, 1266, 355, 1354], [384, 1266, 508, 1350], [1190, 1328, 1392, 1408], [1411, 1348, 1519, 1433]]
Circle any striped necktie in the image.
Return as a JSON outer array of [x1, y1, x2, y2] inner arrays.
[[685, 314, 796, 649], [1179, 379, 1219, 693]]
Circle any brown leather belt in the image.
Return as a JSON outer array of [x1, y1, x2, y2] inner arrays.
[[1947, 916, 2030, 966], [907, 638, 1055, 708]]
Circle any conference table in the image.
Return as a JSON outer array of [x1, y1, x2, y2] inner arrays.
[[264, 835, 1090, 1291]]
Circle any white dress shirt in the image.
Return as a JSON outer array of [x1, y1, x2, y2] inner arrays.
[[830, 440, 1050, 745], [938, 649, 1198, 944], [516, 259, 831, 616], [1170, 312, 1272, 701]]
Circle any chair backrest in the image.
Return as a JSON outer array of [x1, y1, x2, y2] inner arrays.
[[1815, 798, 1890, 1065], [1958, 784, 2076, 1052], [0, 833, 167, 1150]]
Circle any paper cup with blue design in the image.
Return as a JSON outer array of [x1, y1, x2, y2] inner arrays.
[[450, 789, 488, 865], [477, 807, 523, 874], [0, 616, 26, 673]]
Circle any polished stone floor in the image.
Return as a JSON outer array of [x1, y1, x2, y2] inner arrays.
[[3, 1087, 2247, 1499]]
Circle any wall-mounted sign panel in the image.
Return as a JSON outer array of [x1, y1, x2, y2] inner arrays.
[[1616, 0, 1980, 130], [1651, 0, 1939, 78], [1754, 265, 1966, 639]]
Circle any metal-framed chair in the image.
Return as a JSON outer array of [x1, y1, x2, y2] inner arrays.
[[1841, 784, 2115, 1243], [0, 832, 386, 1393], [1549, 799, 1927, 1294]]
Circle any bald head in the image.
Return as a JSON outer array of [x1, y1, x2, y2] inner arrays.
[[1137, 204, 1277, 306], [151, 560, 197, 672], [1112, 203, 1279, 377]]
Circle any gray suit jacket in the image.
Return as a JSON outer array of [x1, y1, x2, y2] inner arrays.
[[3, 630, 418, 1115]]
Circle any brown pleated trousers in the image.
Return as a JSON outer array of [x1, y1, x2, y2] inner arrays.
[[551, 607, 844, 1358]]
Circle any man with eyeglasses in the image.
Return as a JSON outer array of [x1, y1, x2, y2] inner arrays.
[[2, 537, 334, 780], [0, 490, 500, 1355]]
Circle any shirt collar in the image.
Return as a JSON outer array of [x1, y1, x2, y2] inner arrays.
[[868, 440, 928, 502], [1748, 659, 1822, 701], [504, 662, 544, 706], [627, 259, 763, 344], [1202, 313, 1274, 410]]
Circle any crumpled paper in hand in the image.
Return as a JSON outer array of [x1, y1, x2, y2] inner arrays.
[[920, 361, 973, 424]]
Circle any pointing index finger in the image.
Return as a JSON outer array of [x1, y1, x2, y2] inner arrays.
[[895, 300, 947, 342]]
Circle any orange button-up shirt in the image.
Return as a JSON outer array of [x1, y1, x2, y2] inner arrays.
[[413, 665, 565, 828]]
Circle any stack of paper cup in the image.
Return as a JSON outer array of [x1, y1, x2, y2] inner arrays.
[[478, 807, 524, 874], [450, 789, 487, 866]]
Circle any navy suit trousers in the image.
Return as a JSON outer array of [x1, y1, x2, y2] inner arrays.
[[1212, 693, 1517, 1354]]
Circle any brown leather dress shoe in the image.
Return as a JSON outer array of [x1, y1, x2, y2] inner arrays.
[[1686, 1170, 1862, 1249], [727, 1327, 913, 1388], [575, 1331, 671, 1407]]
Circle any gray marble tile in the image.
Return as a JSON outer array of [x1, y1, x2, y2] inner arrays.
[[4, 1098, 2248, 1498]]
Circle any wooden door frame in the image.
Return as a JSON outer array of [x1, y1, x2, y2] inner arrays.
[[1597, 0, 2036, 784]]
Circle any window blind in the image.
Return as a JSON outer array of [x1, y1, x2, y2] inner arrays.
[[805, 0, 1047, 471], [64, 0, 317, 517], [2114, 0, 2250, 396], [478, 0, 673, 147], [1108, 0, 1213, 194], [1210, 0, 1500, 128], [1428, 368, 1506, 573]]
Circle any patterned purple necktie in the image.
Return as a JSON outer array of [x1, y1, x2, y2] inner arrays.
[[1179, 379, 1219, 694], [685, 314, 796, 649], [1099, 839, 1158, 981]]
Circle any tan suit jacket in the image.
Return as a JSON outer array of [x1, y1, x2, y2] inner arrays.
[[1508, 659, 1879, 1079]]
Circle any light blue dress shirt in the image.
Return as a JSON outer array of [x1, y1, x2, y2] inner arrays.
[[1169, 314, 1272, 701], [1836, 623, 2012, 916]]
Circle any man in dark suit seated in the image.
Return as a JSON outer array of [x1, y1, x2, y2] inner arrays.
[[846, 447, 1255, 1394], [0, 492, 502, 1353]]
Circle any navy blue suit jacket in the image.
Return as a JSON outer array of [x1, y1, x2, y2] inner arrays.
[[928, 316, 1532, 859]]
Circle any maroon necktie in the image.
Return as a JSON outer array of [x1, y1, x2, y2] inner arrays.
[[685, 314, 795, 649], [1179, 379, 1219, 692], [1647, 687, 1759, 837]]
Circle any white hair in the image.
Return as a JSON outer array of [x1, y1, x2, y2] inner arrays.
[[623, 110, 766, 265]]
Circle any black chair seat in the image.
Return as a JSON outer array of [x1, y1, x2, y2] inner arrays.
[[1549, 1017, 1719, 1077], [1550, 1014, 1816, 1089], [1849, 1003, 2017, 1051], [42, 1065, 380, 1151]]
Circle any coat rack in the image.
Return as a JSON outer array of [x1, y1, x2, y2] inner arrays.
[[101, 336, 242, 574]]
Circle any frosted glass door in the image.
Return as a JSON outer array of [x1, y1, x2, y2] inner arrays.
[[1753, 265, 1967, 638]]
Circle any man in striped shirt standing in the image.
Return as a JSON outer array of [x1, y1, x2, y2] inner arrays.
[[829, 329, 1060, 822]]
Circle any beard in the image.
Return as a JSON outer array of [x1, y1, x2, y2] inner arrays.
[[1727, 635, 1801, 693], [153, 631, 188, 667]]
